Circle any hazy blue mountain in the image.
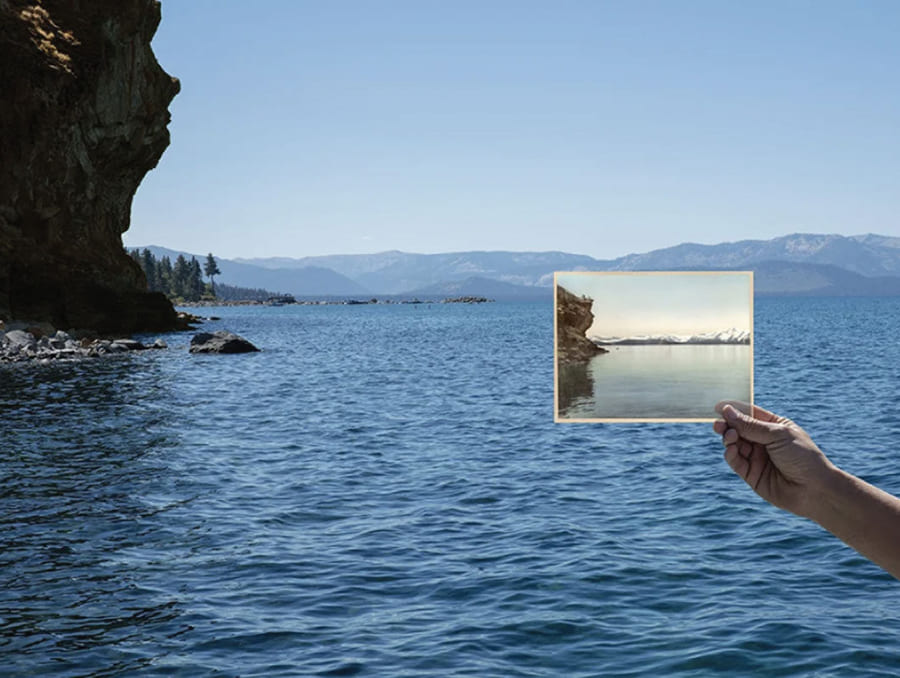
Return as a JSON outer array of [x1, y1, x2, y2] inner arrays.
[[749, 260, 900, 296], [235, 250, 601, 293], [142, 246, 370, 297], [597, 233, 900, 276], [230, 233, 900, 295], [137, 233, 900, 298]]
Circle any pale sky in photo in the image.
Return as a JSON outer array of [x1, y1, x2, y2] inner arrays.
[[125, 1, 900, 259], [557, 272, 752, 337]]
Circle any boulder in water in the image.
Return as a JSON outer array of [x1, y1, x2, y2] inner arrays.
[[189, 331, 260, 354]]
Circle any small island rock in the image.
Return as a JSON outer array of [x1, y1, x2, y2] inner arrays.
[[189, 330, 260, 354]]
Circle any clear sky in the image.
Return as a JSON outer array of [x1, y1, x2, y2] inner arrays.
[[557, 272, 751, 336], [125, 1, 900, 260]]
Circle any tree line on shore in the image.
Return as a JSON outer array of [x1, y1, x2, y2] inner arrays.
[[127, 248, 217, 302], [127, 248, 286, 303]]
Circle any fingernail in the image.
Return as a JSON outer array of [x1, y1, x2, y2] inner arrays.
[[723, 405, 738, 422]]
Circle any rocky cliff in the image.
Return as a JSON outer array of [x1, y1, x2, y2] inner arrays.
[[0, 0, 179, 334], [556, 285, 607, 363]]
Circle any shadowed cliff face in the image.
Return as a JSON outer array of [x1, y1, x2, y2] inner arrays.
[[555, 285, 607, 363], [0, 0, 179, 333]]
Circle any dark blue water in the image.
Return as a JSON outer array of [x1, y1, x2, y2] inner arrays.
[[3, 297, 900, 677]]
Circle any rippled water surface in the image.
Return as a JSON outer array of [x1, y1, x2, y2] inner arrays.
[[3, 297, 900, 677]]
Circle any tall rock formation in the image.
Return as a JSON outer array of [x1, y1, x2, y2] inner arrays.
[[555, 285, 607, 363], [0, 0, 179, 334]]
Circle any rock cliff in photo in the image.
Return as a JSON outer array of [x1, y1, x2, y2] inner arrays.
[[556, 285, 607, 363], [0, 0, 179, 334]]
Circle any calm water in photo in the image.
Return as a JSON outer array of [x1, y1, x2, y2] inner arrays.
[[3, 297, 900, 676], [559, 344, 752, 420]]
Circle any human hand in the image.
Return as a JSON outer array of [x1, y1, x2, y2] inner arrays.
[[713, 401, 837, 519]]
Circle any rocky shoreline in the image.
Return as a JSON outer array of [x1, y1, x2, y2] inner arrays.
[[0, 325, 261, 363], [0, 310, 203, 364], [0, 327, 167, 364], [0, 291, 493, 364]]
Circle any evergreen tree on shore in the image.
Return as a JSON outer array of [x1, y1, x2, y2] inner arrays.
[[158, 255, 173, 296], [128, 248, 206, 302], [172, 254, 188, 299], [141, 248, 158, 291], [204, 253, 221, 295], [128, 248, 286, 303], [188, 257, 204, 300]]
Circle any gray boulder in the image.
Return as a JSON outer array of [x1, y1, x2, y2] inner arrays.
[[189, 330, 259, 354], [111, 338, 146, 351], [49, 330, 71, 349], [5, 329, 36, 348]]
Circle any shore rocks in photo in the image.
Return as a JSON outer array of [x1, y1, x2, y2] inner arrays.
[[189, 331, 260, 354]]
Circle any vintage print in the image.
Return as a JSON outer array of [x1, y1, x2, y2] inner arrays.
[[555, 271, 753, 422]]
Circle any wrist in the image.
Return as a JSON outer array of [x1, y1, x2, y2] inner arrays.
[[799, 462, 846, 523]]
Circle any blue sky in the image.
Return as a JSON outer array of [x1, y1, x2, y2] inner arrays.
[[126, 1, 900, 259], [556, 271, 751, 336]]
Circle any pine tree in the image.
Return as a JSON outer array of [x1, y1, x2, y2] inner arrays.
[[204, 253, 221, 296], [172, 255, 189, 300], [158, 256, 174, 297], [141, 248, 158, 292], [187, 257, 204, 301], [122, 247, 222, 301]]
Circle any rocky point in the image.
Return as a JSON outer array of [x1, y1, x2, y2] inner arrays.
[[556, 285, 608, 363], [0, 0, 179, 335]]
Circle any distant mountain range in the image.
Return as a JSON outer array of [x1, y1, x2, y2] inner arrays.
[[137, 233, 900, 299], [232, 250, 596, 293], [591, 328, 751, 345]]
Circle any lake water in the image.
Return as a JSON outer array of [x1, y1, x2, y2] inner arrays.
[[558, 344, 752, 420], [3, 297, 900, 677]]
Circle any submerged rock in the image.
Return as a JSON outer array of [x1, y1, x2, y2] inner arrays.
[[189, 331, 260, 354]]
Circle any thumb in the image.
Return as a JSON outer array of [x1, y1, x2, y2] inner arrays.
[[721, 404, 786, 445]]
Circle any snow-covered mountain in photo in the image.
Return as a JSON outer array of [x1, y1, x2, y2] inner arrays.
[[590, 328, 750, 345]]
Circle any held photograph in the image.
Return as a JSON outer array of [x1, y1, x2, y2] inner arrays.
[[555, 271, 753, 422]]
